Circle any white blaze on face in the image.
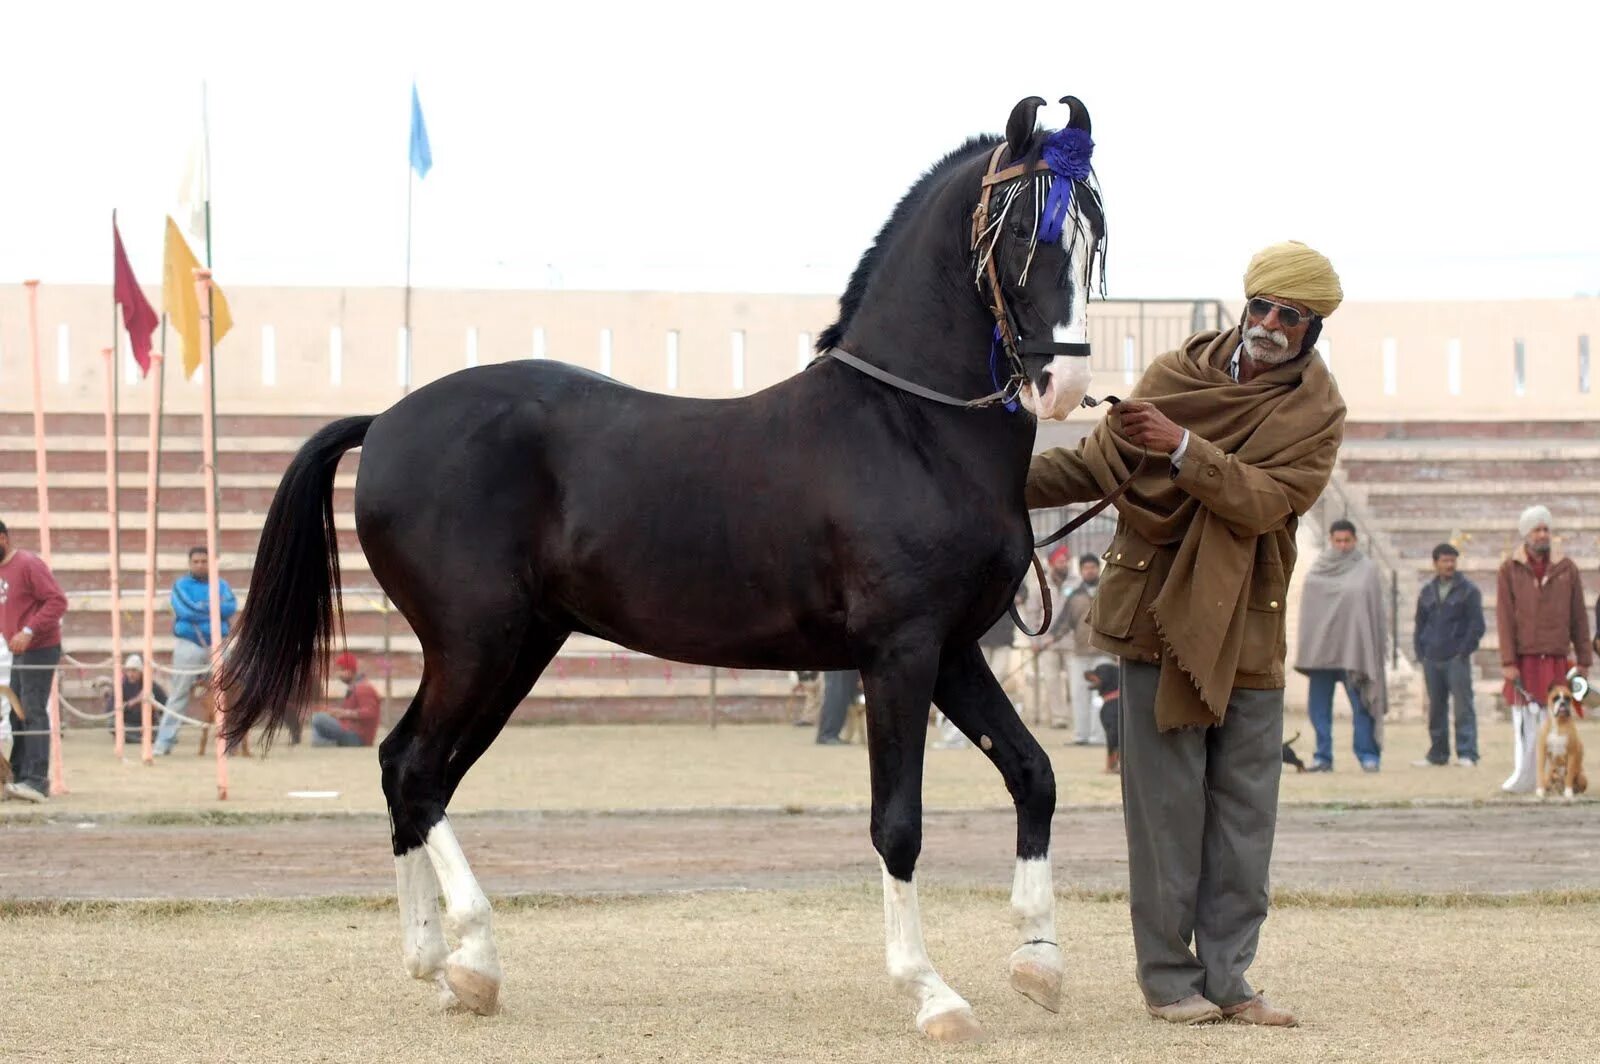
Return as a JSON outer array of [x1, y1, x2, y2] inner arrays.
[[1018, 211, 1094, 421]]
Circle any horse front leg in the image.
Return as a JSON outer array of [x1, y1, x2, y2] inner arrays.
[[933, 642, 1064, 1013], [862, 647, 984, 1042]]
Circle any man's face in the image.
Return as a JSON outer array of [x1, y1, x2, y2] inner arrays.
[[124, 666, 142, 685], [1079, 560, 1101, 584], [1243, 294, 1314, 365], [1330, 530, 1357, 553], [189, 552, 209, 580], [1049, 556, 1072, 581], [1526, 524, 1552, 557], [337, 663, 357, 684], [1434, 553, 1458, 579], [0, 532, 10, 557]]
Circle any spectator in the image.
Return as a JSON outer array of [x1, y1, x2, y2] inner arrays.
[[1063, 553, 1111, 746], [0, 519, 68, 804], [1085, 662, 1121, 773], [104, 653, 168, 747], [1295, 520, 1389, 772], [934, 589, 1027, 750], [1026, 545, 1076, 729], [310, 651, 383, 747], [815, 670, 858, 746], [1411, 543, 1485, 767], [155, 546, 237, 755], [1498, 505, 1591, 793]]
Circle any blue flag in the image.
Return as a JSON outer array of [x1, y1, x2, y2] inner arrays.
[[409, 83, 432, 178]]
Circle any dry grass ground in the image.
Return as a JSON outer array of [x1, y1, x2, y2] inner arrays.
[[3, 714, 1541, 820], [5, 888, 1595, 1064]]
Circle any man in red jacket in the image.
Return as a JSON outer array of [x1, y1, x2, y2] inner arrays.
[[309, 651, 383, 747], [0, 520, 68, 803]]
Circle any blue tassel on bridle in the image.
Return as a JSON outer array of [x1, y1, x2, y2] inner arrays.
[[988, 324, 1020, 412], [1036, 127, 1094, 244]]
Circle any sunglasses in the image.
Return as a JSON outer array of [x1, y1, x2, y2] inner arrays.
[[1246, 297, 1313, 329]]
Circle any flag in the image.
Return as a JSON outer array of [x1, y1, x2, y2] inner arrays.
[[176, 136, 209, 244], [113, 214, 159, 376], [409, 83, 432, 178], [162, 216, 233, 379]]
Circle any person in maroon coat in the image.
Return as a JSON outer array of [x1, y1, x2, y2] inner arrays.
[[0, 520, 68, 803], [309, 651, 383, 747]]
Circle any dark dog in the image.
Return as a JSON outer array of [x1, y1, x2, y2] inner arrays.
[[1282, 731, 1307, 772]]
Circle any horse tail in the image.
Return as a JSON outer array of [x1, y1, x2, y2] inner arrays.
[[219, 415, 374, 748]]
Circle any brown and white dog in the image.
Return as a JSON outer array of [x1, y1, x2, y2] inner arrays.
[[1536, 685, 1588, 800], [0, 684, 20, 787]]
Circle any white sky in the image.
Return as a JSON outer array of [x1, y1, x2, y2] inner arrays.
[[3, 0, 1597, 302]]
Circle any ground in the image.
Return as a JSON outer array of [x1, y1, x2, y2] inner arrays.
[[5, 714, 1596, 1062]]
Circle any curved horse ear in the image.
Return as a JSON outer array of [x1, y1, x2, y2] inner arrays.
[[1058, 95, 1092, 136], [1004, 96, 1047, 161]]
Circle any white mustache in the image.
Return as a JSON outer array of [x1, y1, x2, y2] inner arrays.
[[1244, 325, 1289, 350]]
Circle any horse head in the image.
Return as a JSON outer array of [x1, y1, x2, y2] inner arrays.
[[974, 95, 1106, 421]]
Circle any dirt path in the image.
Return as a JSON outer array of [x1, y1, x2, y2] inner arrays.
[[5, 804, 1598, 901]]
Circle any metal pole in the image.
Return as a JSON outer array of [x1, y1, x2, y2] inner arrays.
[[139, 353, 165, 764], [102, 347, 125, 758], [707, 667, 719, 729], [26, 279, 67, 795], [195, 268, 228, 800], [1391, 569, 1400, 669]]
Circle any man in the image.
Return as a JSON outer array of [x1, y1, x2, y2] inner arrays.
[[814, 670, 858, 746], [1027, 546, 1076, 729], [310, 651, 383, 747], [1063, 553, 1111, 746], [1027, 241, 1346, 1027], [154, 546, 237, 755], [1411, 543, 1485, 767], [0, 519, 68, 803], [103, 653, 168, 748], [1498, 505, 1591, 793], [1294, 520, 1389, 773]]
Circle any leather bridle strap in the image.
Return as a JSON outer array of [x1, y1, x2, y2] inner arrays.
[[823, 347, 1016, 409]]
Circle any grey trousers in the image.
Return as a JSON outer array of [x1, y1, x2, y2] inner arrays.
[[1120, 659, 1284, 1009]]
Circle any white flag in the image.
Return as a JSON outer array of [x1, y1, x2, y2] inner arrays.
[[177, 136, 208, 244]]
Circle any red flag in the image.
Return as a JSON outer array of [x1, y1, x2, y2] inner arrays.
[[113, 214, 159, 376]]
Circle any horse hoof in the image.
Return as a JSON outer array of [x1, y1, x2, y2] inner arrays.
[[445, 962, 501, 1016], [921, 1007, 985, 1043], [1009, 957, 1063, 1013]]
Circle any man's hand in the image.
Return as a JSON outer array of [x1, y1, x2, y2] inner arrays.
[[7, 630, 32, 654], [1502, 664, 1521, 683], [1115, 400, 1186, 454]]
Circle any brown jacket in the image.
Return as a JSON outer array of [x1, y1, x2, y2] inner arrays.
[[1496, 552, 1592, 668], [1027, 329, 1344, 727]]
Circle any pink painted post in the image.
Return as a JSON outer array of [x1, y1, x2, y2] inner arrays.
[[101, 348, 126, 757], [26, 280, 67, 795], [139, 353, 165, 764], [194, 270, 228, 800]]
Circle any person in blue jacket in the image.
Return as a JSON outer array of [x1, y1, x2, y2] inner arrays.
[[154, 546, 237, 755]]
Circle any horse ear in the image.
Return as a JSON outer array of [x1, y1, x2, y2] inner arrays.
[[1005, 96, 1047, 160], [1058, 95, 1092, 136]]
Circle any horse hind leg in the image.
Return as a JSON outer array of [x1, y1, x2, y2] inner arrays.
[[932, 643, 1064, 1015], [381, 623, 567, 1014]]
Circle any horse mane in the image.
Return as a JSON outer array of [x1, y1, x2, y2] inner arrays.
[[815, 135, 1001, 354]]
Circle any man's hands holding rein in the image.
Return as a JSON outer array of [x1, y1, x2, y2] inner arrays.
[[1113, 400, 1185, 454]]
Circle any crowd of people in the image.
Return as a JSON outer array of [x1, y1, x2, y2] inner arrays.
[[1, 520, 379, 805]]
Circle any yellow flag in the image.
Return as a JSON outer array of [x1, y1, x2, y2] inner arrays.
[[162, 215, 233, 378]]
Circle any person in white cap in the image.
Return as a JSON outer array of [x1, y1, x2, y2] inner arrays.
[[1497, 504, 1591, 792], [103, 653, 167, 747]]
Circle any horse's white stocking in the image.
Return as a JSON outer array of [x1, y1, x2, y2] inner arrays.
[[1007, 855, 1064, 1011], [424, 818, 503, 1015], [396, 847, 449, 981], [880, 862, 982, 1041]]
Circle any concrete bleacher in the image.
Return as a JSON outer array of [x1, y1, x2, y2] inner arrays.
[[1336, 421, 1598, 694], [0, 413, 798, 725]]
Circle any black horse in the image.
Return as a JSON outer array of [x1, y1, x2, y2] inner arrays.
[[222, 95, 1106, 1041]]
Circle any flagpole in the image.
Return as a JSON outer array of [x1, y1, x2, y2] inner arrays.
[[140, 348, 165, 765], [201, 82, 221, 547], [194, 269, 228, 801], [25, 279, 67, 796], [101, 345, 126, 759], [403, 153, 413, 395]]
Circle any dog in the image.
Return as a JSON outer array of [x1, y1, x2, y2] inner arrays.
[[1536, 685, 1587, 800], [1282, 731, 1308, 773], [0, 684, 21, 788]]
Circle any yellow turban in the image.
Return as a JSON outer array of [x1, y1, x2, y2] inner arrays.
[[1243, 241, 1343, 318]]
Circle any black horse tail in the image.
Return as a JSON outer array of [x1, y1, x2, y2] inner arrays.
[[220, 415, 374, 749]]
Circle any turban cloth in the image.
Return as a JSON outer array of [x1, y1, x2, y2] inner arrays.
[[1519, 505, 1552, 537], [1244, 241, 1344, 318]]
